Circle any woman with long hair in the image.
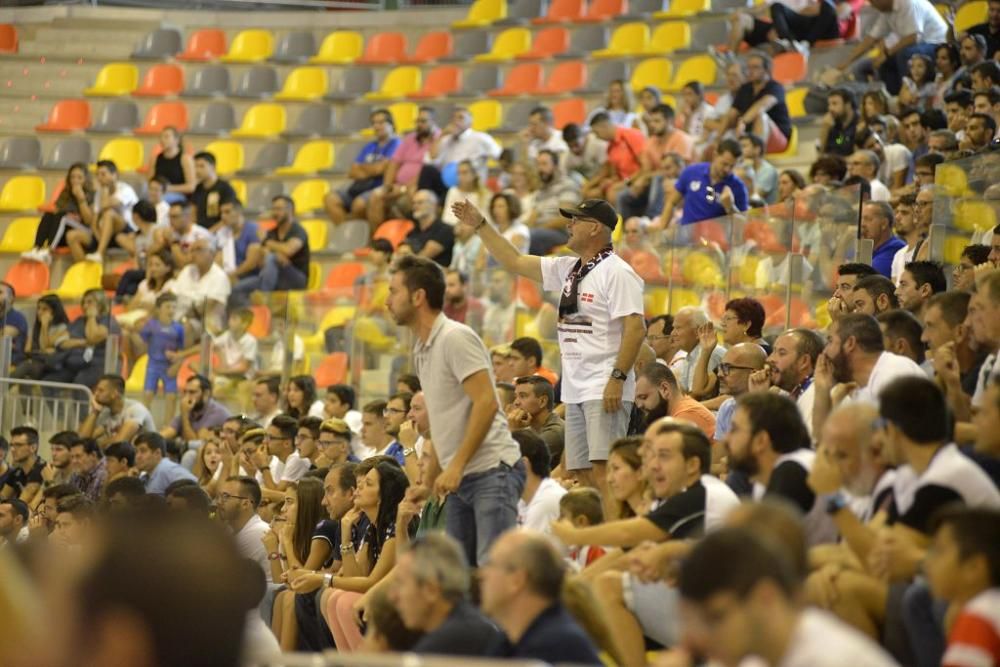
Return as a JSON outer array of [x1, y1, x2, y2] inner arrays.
[[284, 375, 324, 419], [119, 250, 178, 359], [605, 437, 649, 520], [485, 192, 530, 260], [442, 160, 490, 226], [586, 79, 638, 129], [504, 162, 538, 216], [41, 288, 115, 388], [12, 294, 71, 380], [22, 163, 95, 264], [147, 126, 196, 202], [192, 436, 224, 494]]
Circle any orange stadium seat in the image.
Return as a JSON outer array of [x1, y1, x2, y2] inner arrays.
[[489, 63, 542, 96], [773, 52, 807, 86], [403, 31, 453, 63], [0, 24, 19, 54], [314, 352, 348, 387], [4, 260, 49, 297], [135, 101, 189, 134], [177, 28, 226, 61], [534, 0, 585, 23], [356, 32, 407, 65], [517, 27, 569, 59], [248, 305, 271, 339], [373, 219, 414, 249], [579, 0, 629, 22], [410, 65, 462, 99], [553, 98, 587, 128], [319, 261, 367, 300], [132, 64, 185, 97], [540, 60, 586, 94], [36, 99, 91, 133]]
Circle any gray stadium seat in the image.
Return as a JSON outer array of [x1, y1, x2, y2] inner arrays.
[[284, 104, 337, 138], [329, 219, 371, 254], [325, 69, 373, 102], [498, 101, 536, 133], [43, 137, 93, 170], [329, 104, 373, 136], [621, 0, 666, 18], [331, 141, 364, 174], [562, 25, 608, 58], [231, 66, 279, 99], [460, 65, 500, 95], [429, 102, 456, 125], [131, 28, 182, 59], [236, 142, 292, 176], [271, 31, 317, 63], [580, 60, 630, 94], [246, 180, 285, 216], [188, 102, 236, 135], [493, 0, 546, 25], [0, 137, 41, 169], [441, 31, 490, 62], [90, 101, 140, 133], [693, 20, 729, 48], [182, 65, 231, 98]]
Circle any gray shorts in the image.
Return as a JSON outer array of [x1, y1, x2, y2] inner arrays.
[[564, 400, 631, 471], [622, 573, 679, 648]]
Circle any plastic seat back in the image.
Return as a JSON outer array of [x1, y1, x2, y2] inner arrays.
[[388, 102, 419, 133], [274, 66, 328, 101], [132, 28, 182, 59], [669, 54, 716, 90], [4, 260, 49, 296], [519, 26, 569, 59], [43, 138, 93, 171], [648, 21, 691, 53], [232, 66, 279, 98], [453, 0, 507, 28], [203, 140, 245, 176], [631, 57, 672, 92], [54, 260, 103, 300], [291, 179, 330, 213], [136, 101, 189, 135], [581, 0, 628, 21], [285, 104, 337, 137], [84, 63, 139, 97], [475, 27, 531, 61], [178, 28, 226, 61], [357, 32, 407, 65], [36, 99, 92, 132], [407, 31, 453, 63], [189, 101, 236, 135], [90, 100, 140, 133], [0, 176, 46, 212], [231, 103, 286, 138], [301, 219, 329, 250], [773, 52, 807, 86], [366, 66, 422, 100], [220, 29, 274, 63], [182, 65, 230, 97], [133, 64, 185, 97], [412, 65, 462, 99], [311, 30, 363, 64], [594, 22, 650, 57], [489, 63, 542, 96], [0, 218, 39, 253], [541, 60, 586, 94], [469, 99, 503, 132], [553, 98, 587, 128], [0, 137, 41, 169], [98, 138, 144, 172], [314, 352, 348, 387], [275, 141, 334, 175], [0, 24, 18, 54], [373, 219, 414, 249], [272, 31, 317, 63], [535, 0, 585, 23]]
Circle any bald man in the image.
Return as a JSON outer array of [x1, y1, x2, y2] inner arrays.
[[714, 342, 767, 441]]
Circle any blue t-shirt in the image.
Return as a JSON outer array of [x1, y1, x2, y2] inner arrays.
[[355, 137, 401, 188], [714, 397, 737, 441], [675, 162, 749, 225], [871, 236, 906, 278], [140, 318, 185, 365], [3, 307, 28, 364], [234, 221, 261, 276]]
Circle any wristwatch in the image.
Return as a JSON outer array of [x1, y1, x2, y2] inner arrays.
[[825, 492, 849, 516], [323, 573, 333, 588], [402, 447, 416, 458], [610, 368, 628, 381]]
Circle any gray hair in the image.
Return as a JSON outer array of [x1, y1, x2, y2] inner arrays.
[[408, 532, 470, 603], [416, 189, 439, 206], [855, 149, 880, 173], [676, 306, 709, 327]]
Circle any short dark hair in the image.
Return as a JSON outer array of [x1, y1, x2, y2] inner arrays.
[[512, 534, 565, 600], [269, 414, 298, 440], [362, 400, 387, 419], [640, 361, 680, 392], [43, 483, 80, 502], [57, 494, 95, 519], [904, 260, 947, 295], [529, 105, 554, 124], [95, 159, 118, 174], [326, 383, 355, 408], [788, 328, 825, 366], [559, 487, 604, 525], [679, 527, 799, 602], [835, 312, 885, 353], [650, 103, 676, 122], [255, 376, 281, 398], [167, 483, 211, 513], [972, 60, 1000, 85], [98, 374, 126, 394], [397, 374, 421, 393], [877, 310, 926, 364], [10, 426, 39, 446], [1, 498, 29, 524], [49, 430, 79, 449], [562, 123, 583, 144], [930, 507, 1000, 587], [105, 476, 146, 501], [961, 244, 991, 265], [740, 133, 765, 153], [854, 275, 900, 311], [837, 262, 879, 281], [272, 194, 295, 213], [724, 297, 765, 338], [135, 432, 167, 456], [737, 392, 811, 454], [971, 112, 998, 137], [915, 152, 945, 172], [589, 111, 611, 126], [228, 476, 262, 508], [809, 155, 847, 181], [717, 138, 743, 159], [513, 430, 551, 478], [926, 291, 970, 328], [879, 376, 949, 444], [370, 238, 394, 256], [104, 441, 136, 468], [70, 437, 103, 459], [976, 86, 1000, 106], [133, 200, 157, 224], [510, 337, 543, 368], [945, 89, 974, 108], [331, 462, 358, 494], [392, 255, 446, 311], [193, 151, 216, 166], [514, 375, 555, 410], [653, 420, 712, 473], [829, 87, 857, 109], [298, 415, 323, 438], [371, 107, 394, 128]]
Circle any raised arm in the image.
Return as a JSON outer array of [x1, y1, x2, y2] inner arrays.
[[451, 199, 542, 282]]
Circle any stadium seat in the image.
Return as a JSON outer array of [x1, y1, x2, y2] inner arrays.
[[469, 99, 503, 132], [36, 99, 92, 133], [314, 352, 348, 387], [956, 1, 987, 32], [410, 65, 462, 99], [220, 29, 274, 63], [90, 101, 140, 133], [767, 126, 799, 159], [328, 105, 374, 136], [275, 141, 334, 175], [43, 138, 93, 171], [773, 52, 807, 86], [231, 103, 286, 138], [203, 140, 244, 176], [655, 0, 709, 16], [579, 0, 628, 22], [631, 58, 673, 92], [786, 87, 808, 118], [647, 21, 691, 53], [132, 28, 182, 60], [474, 27, 530, 62], [496, 100, 533, 132], [291, 179, 330, 214], [592, 22, 651, 58], [356, 31, 407, 65], [188, 102, 236, 135], [332, 219, 371, 254], [403, 31, 453, 63], [38, 183, 64, 215], [274, 66, 328, 101], [125, 354, 148, 394], [53, 259, 103, 300], [0, 218, 38, 253], [388, 102, 418, 133], [311, 30, 363, 64], [84, 63, 139, 97], [177, 28, 226, 61], [460, 65, 501, 95], [489, 63, 543, 96], [453, 0, 507, 28], [182, 65, 230, 98], [271, 31, 317, 63], [98, 138, 144, 172], [4, 260, 48, 297], [232, 66, 279, 99], [300, 218, 329, 250], [0, 24, 18, 54], [582, 59, 629, 93], [517, 27, 569, 60], [237, 142, 291, 176], [0, 176, 46, 212], [495, 0, 544, 25], [320, 261, 368, 298], [285, 104, 338, 138], [325, 69, 374, 102], [534, 0, 585, 23], [132, 64, 185, 97], [623, 0, 666, 18], [373, 218, 414, 248], [539, 60, 586, 94], [365, 66, 422, 101], [246, 181, 284, 216], [0, 137, 41, 170], [331, 142, 363, 174], [448, 31, 491, 61], [553, 98, 588, 128], [668, 54, 716, 90], [136, 101, 189, 135]]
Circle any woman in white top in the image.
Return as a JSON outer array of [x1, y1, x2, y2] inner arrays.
[[586, 79, 639, 129], [119, 249, 178, 359], [284, 375, 326, 419], [488, 192, 531, 255], [504, 162, 538, 217], [441, 160, 491, 226]]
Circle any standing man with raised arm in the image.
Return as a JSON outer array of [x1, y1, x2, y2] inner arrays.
[[452, 198, 645, 503]]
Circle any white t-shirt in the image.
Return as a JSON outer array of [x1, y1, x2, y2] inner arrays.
[[878, 143, 912, 186], [890, 241, 920, 283], [541, 254, 645, 403], [971, 352, 997, 409], [264, 334, 304, 374], [702, 474, 740, 532], [95, 181, 139, 228], [527, 132, 570, 163], [798, 382, 817, 441], [517, 477, 568, 534], [170, 223, 214, 252], [430, 129, 503, 177], [869, 0, 948, 45], [154, 200, 170, 227], [235, 513, 272, 583], [776, 608, 898, 667], [869, 179, 891, 202], [256, 451, 311, 486], [212, 330, 258, 372], [173, 263, 231, 321], [499, 221, 531, 255], [851, 352, 927, 405]]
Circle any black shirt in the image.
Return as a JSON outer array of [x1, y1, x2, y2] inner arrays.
[[413, 600, 503, 656], [2, 457, 45, 498], [265, 222, 311, 276], [645, 480, 707, 540], [405, 218, 455, 267], [823, 115, 858, 157], [155, 152, 185, 186], [968, 22, 1000, 59], [487, 603, 602, 665], [733, 79, 792, 142], [190, 178, 237, 229], [765, 458, 815, 515]]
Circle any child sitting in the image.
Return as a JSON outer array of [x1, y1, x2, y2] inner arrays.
[[140, 292, 184, 419], [559, 487, 607, 572], [211, 307, 259, 407]]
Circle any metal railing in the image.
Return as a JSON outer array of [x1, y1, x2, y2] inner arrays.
[[0, 377, 93, 438], [249, 654, 547, 667]]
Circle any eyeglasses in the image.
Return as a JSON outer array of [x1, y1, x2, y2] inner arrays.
[[718, 363, 757, 375], [954, 263, 974, 273], [383, 407, 407, 417], [218, 492, 250, 503]]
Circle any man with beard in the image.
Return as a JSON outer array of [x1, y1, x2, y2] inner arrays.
[[527, 149, 581, 256], [404, 189, 454, 267], [829, 263, 879, 321], [482, 268, 515, 348], [820, 88, 860, 157], [368, 106, 439, 227], [325, 108, 399, 225], [442, 269, 484, 330], [79, 374, 156, 448], [161, 374, 230, 452], [850, 275, 900, 316], [618, 104, 696, 219], [812, 313, 925, 435], [962, 112, 997, 151], [659, 139, 748, 227], [233, 195, 310, 301], [190, 151, 237, 231], [895, 260, 946, 318], [1, 427, 46, 506], [749, 328, 825, 439], [634, 363, 716, 438], [713, 343, 767, 441], [216, 475, 271, 582], [522, 106, 569, 163], [43, 431, 78, 487], [890, 195, 925, 282]]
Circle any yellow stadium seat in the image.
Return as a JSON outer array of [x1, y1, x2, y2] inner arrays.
[[944, 234, 970, 265], [274, 66, 328, 102], [767, 126, 799, 160], [300, 218, 329, 250], [311, 31, 363, 64], [955, 1, 987, 32], [668, 288, 701, 314], [98, 138, 144, 172], [231, 103, 286, 138], [126, 354, 148, 394], [365, 66, 422, 101], [668, 54, 716, 91], [388, 102, 419, 133], [291, 179, 330, 214], [646, 21, 691, 54], [631, 57, 673, 92], [275, 141, 334, 176], [303, 304, 358, 352], [203, 140, 245, 176], [53, 259, 102, 300], [219, 29, 274, 63], [84, 63, 139, 97], [592, 22, 650, 58], [953, 199, 997, 233], [655, 0, 710, 17], [469, 99, 503, 132], [0, 176, 45, 212], [0, 217, 39, 252], [231, 179, 247, 204], [474, 27, 531, 62], [682, 252, 723, 288], [786, 87, 808, 118], [308, 261, 321, 290], [936, 163, 970, 197], [453, 0, 507, 28]]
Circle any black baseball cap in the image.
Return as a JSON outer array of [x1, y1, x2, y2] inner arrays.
[[559, 199, 620, 230]]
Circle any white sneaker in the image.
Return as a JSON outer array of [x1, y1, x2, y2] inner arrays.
[[792, 40, 810, 57], [85, 252, 102, 264], [36, 248, 51, 265], [20, 248, 39, 261]]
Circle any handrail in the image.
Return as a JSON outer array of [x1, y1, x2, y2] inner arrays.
[[0, 377, 94, 400], [0, 377, 94, 437]]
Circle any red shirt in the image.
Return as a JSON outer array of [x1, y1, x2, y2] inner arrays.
[[607, 126, 646, 180], [444, 297, 485, 328]]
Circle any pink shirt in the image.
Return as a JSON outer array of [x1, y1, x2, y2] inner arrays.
[[391, 130, 438, 186], [643, 129, 696, 166]]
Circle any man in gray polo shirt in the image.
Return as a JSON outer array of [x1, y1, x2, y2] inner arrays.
[[386, 255, 524, 566]]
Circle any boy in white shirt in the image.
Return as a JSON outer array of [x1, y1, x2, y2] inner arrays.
[[211, 307, 258, 408]]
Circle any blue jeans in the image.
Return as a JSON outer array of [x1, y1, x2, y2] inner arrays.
[[445, 460, 525, 567], [901, 579, 947, 667], [231, 254, 307, 305]]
